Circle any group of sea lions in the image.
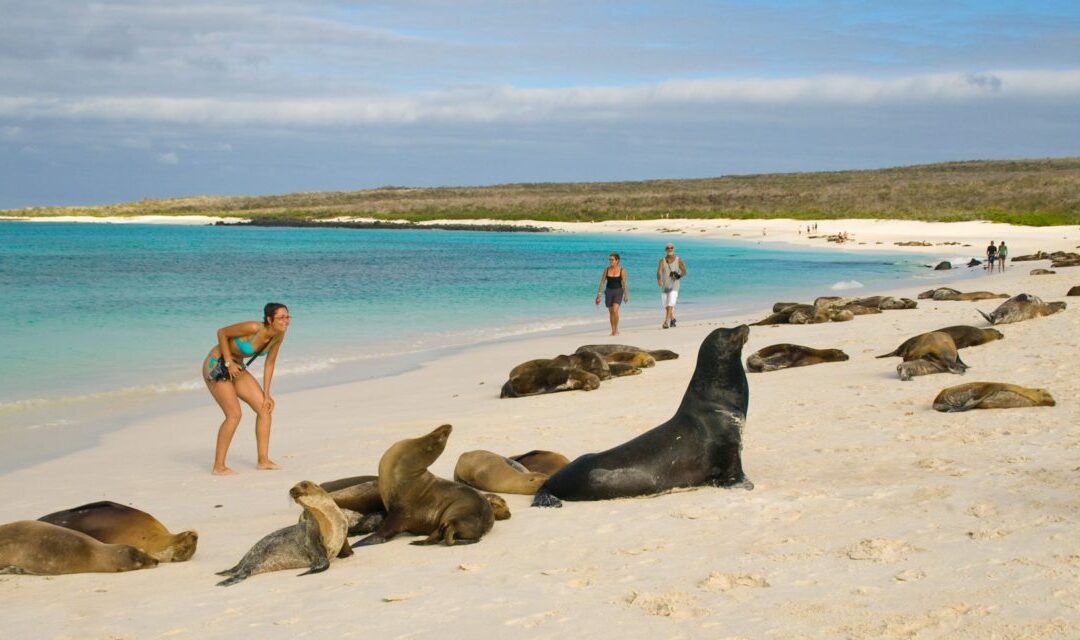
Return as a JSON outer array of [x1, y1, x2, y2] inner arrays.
[[1, 502, 197, 575], [752, 295, 916, 326], [500, 344, 678, 398]]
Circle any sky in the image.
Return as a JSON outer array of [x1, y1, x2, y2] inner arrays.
[[1, 1, 1079, 209]]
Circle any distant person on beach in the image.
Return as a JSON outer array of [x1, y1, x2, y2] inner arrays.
[[985, 241, 997, 272], [203, 303, 290, 476], [997, 241, 1008, 272], [595, 253, 628, 336], [656, 243, 687, 329]]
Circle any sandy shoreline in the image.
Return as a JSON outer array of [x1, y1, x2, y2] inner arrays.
[[2, 218, 1078, 639]]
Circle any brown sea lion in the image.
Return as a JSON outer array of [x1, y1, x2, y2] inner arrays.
[[0, 520, 158, 575], [509, 351, 611, 380], [575, 345, 679, 361], [500, 367, 600, 398], [746, 344, 849, 373], [787, 304, 828, 324], [932, 382, 1056, 412], [37, 501, 197, 562], [353, 424, 494, 547], [1069, 285, 1080, 296], [326, 478, 383, 514], [919, 288, 1009, 301], [1030, 268, 1056, 275], [877, 326, 1004, 359], [605, 351, 656, 368], [454, 450, 548, 495], [483, 494, 511, 521], [509, 450, 572, 476], [978, 294, 1066, 325], [895, 332, 969, 381], [320, 475, 377, 493], [216, 480, 350, 586], [607, 362, 642, 377], [323, 476, 509, 525]]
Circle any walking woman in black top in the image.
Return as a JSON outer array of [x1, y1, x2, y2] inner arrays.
[[595, 252, 629, 336]]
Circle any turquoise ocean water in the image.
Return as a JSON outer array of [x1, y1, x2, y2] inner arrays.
[[0, 221, 969, 469]]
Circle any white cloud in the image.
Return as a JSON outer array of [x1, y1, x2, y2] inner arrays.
[[2, 69, 1077, 128], [156, 151, 179, 164]]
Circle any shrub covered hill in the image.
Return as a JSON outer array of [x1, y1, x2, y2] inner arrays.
[[7, 157, 1080, 226]]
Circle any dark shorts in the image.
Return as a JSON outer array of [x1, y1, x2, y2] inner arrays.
[[605, 288, 624, 308]]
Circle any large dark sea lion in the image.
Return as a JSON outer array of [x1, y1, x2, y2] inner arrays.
[[895, 332, 969, 381], [978, 294, 1066, 325], [38, 501, 197, 562], [509, 450, 571, 476], [876, 326, 1004, 359], [932, 382, 1056, 412], [533, 325, 752, 508], [216, 480, 350, 586], [353, 424, 494, 547], [0, 520, 158, 575], [500, 367, 600, 398], [454, 450, 548, 495], [745, 344, 849, 372]]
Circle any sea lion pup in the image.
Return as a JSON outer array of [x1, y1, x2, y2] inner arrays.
[[533, 325, 752, 508], [510, 450, 572, 476], [216, 480, 349, 587], [353, 424, 494, 547], [0, 520, 158, 575], [978, 293, 1067, 325], [932, 382, 1056, 412], [746, 344, 849, 373], [575, 345, 679, 361], [876, 326, 1004, 359], [605, 350, 656, 368], [37, 501, 197, 562], [500, 367, 600, 398], [454, 450, 549, 495], [894, 332, 969, 382]]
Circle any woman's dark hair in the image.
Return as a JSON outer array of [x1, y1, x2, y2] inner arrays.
[[609, 252, 620, 261], [264, 302, 288, 325]]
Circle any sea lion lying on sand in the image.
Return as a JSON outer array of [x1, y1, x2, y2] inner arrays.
[[978, 294, 1066, 325], [509, 351, 610, 380], [605, 351, 656, 368], [917, 288, 1009, 301], [454, 450, 548, 495], [0, 520, 158, 575], [38, 502, 197, 562], [746, 344, 849, 372], [533, 325, 752, 507], [877, 326, 1003, 359], [216, 481, 350, 586], [353, 424, 495, 547], [932, 382, 1056, 412], [500, 367, 600, 398], [575, 345, 679, 361], [320, 476, 510, 528], [894, 332, 969, 381], [509, 450, 571, 476]]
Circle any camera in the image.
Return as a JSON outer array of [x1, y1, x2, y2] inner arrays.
[[670, 271, 682, 280]]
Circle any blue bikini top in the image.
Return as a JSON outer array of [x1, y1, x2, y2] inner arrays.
[[233, 335, 270, 357]]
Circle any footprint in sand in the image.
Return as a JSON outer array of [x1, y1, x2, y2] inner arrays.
[[845, 538, 919, 563], [698, 572, 770, 592], [625, 591, 709, 620]]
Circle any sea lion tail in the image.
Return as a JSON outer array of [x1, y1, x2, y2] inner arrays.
[[216, 571, 249, 587], [977, 309, 995, 325], [531, 489, 563, 508], [875, 349, 898, 359]]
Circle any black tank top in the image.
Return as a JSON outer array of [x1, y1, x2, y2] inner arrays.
[[606, 271, 623, 289]]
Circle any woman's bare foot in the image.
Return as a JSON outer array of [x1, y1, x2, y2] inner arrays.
[[212, 466, 237, 476], [256, 460, 282, 470]]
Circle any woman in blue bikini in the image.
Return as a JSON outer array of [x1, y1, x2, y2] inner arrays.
[[203, 303, 290, 476]]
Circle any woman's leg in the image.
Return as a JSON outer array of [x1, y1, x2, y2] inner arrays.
[[205, 375, 242, 475], [233, 372, 280, 470], [609, 302, 621, 336]]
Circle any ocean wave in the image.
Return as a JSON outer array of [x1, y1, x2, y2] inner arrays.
[[830, 280, 864, 291], [0, 380, 204, 414]]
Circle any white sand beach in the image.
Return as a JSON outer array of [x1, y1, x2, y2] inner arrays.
[[2, 218, 1078, 639]]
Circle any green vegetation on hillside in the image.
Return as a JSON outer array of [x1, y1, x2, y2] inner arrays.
[[6, 158, 1080, 226]]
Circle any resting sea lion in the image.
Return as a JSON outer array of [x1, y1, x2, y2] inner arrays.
[[37, 501, 197, 562], [322, 476, 509, 526], [746, 344, 849, 373], [918, 288, 1009, 301], [1069, 286, 1080, 296], [607, 362, 642, 377], [895, 332, 969, 381], [353, 424, 494, 547], [319, 475, 377, 493], [500, 367, 600, 398], [1030, 269, 1056, 275], [509, 450, 571, 476], [454, 450, 549, 495], [605, 351, 656, 368], [216, 480, 350, 586], [876, 326, 1004, 359], [0, 520, 158, 575], [533, 325, 753, 507], [575, 345, 679, 361], [509, 352, 610, 380], [932, 382, 1056, 412], [978, 293, 1066, 325], [325, 477, 383, 514]]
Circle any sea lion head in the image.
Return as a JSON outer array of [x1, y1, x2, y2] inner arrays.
[[156, 530, 198, 562], [384, 424, 453, 474], [483, 493, 512, 521], [985, 328, 1005, 341], [112, 545, 159, 571], [1033, 388, 1056, 407], [820, 348, 850, 362], [682, 325, 750, 413]]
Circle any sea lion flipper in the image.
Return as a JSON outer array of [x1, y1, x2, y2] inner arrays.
[[216, 569, 249, 587], [0, 565, 36, 575], [298, 555, 330, 576], [977, 309, 994, 324], [531, 489, 563, 508], [875, 349, 898, 359], [336, 539, 353, 558]]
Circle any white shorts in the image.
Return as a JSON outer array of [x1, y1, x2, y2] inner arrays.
[[661, 290, 679, 308]]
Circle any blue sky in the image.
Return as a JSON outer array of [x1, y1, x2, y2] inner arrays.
[[1, 1, 1078, 208]]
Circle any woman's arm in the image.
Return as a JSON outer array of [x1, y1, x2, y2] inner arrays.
[[621, 268, 629, 302], [595, 270, 606, 303], [678, 258, 687, 277], [216, 321, 261, 380], [261, 336, 283, 411]]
